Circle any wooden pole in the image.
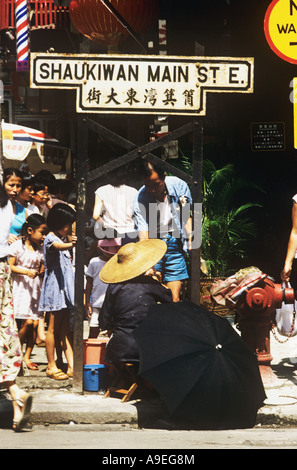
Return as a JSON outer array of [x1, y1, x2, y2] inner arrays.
[[73, 115, 87, 393]]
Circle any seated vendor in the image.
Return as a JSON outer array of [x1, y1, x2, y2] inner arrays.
[[99, 239, 173, 365]]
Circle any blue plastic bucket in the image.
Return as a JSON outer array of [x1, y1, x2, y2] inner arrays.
[[83, 364, 109, 392]]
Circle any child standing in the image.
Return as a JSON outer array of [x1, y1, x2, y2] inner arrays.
[[39, 203, 77, 380], [30, 180, 49, 216], [85, 238, 121, 338], [8, 214, 47, 371]]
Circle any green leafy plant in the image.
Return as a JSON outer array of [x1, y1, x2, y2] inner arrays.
[[177, 155, 263, 277], [201, 159, 263, 277]]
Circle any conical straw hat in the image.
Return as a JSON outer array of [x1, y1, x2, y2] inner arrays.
[[99, 239, 167, 284]]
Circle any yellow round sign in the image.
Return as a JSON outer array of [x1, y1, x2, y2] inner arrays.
[[264, 0, 297, 64]]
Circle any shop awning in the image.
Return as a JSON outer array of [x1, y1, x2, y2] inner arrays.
[[2, 121, 58, 161]]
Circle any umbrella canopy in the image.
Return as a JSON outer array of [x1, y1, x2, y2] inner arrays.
[[2, 121, 58, 161], [133, 300, 266, 429]]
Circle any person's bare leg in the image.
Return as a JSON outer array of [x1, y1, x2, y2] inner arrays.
[[24, 320, 39, 369], [45, 312, 57, 372], [45, 312, 68, 379], [54, 312, 64, 369], [5, 381, 32, 430], [36, 316, 46, 344], [166, 280, 182, 302], [17, 319, 31, 347], [60, 311, 73, 377]]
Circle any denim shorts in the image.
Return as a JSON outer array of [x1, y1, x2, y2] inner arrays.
[[154, 234, 188, 282]]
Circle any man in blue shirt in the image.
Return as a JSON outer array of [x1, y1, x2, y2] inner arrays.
[[133, 162, 192, 302]]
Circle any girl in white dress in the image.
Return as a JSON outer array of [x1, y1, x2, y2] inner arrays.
[[8, 214, 48, 371]]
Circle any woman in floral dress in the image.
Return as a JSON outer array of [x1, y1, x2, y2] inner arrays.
[[0, 170, 33, 431]]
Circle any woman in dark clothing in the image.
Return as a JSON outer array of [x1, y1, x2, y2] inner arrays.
[[99, 239, 172, 364]]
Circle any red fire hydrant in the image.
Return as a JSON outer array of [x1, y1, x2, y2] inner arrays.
[[234, 277, 295, 386]]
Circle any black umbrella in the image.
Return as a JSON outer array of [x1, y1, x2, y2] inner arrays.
[[133, 300, 266, 429]]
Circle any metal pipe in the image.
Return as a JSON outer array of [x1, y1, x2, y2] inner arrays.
[[99, 0, 147, 53]]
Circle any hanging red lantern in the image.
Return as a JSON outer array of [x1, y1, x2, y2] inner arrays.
[[69, 0, 159, 50]]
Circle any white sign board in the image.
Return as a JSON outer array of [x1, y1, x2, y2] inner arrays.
[[31, 53, 254, 116]]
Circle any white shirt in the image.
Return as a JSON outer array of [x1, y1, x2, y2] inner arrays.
[[86, 257, 108, 308], [0, 201, 14, 257], [26, 203, 40, 216], [156, 195, 174, 235], [95, 184, 137, 234]]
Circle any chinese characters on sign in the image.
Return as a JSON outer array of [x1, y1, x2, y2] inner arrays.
[[30, 54, 254, 115], [251, 122, 285, 151]]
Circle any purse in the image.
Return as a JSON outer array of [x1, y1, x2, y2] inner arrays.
[[272, 282, 297, 343]]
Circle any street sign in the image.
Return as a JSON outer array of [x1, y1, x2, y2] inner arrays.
[[30, 53, 254, 115], [264, 0, 297, 64]]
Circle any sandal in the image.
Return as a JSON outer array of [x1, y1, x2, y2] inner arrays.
[[12, 391, 33, 431], [46, 368, 69, 380]]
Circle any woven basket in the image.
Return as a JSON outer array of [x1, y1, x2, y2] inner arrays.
[[200, 277, 236, 318]]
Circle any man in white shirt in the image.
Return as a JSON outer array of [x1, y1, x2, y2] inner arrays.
[[93, 168, 138, 244]]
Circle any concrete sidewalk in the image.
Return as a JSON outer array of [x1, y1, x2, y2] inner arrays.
[[2, 322, 297, 429], [0, 337, 172, 429]]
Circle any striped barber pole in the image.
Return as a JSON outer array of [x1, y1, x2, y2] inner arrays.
[[15, 0, 30, 72]]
